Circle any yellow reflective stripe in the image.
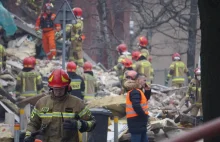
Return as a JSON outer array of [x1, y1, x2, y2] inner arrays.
[[37, 75, 41, 80], [175, 63, 179, 77], [39, 112, 75, 118], [17, 77, 21, 80], [22, 73, 25, 93], [78, 107, 89, 118], [34, 77, 36, 91]]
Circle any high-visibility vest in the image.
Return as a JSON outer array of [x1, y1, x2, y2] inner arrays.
[[126, 89, 148, 118]]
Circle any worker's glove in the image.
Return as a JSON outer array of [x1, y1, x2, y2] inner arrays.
[[78, 120, 89, 132], [36, 30, 41, 35], [78, 36, 82, 41], [63, 119, 80, 131], [55, 32, 61, 38], [24, 133, 34, 142]]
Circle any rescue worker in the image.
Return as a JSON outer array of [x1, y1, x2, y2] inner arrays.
[[185, 68, 202, 117], [66, 61, 85, 100], [68, 7, 85, 67], [0, 43, 6, 74], [24, 69, 96, 142], [137, 36, 150, 59], [124, 70, 151, 142], [165, 53, 191, 87], [131, 50, 140, 63], [120, 58, 133, 94], [121, 58, 133, 86], [83, 62, 97, 101], [15, 57, 43, 100], [110, 44, 132, 84], [148, 56, 154, 84], [35, 2, 61, 60], [132, 51, 152, 87]]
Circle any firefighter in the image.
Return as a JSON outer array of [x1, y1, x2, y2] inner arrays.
[[83, 62, 97, 101], [121, 58, 133, 86], [110, 44, 132, 84], [131, 50, 140, 63], [35, 2, 61, 60], [165, 53, 191, 87], [0, 43, 6, 74], [120, 58, 134, 94], [148, 56, 154, 84], [15, 57, 43, 100], [132, 51, 152, 87], [68, 7, 85, 67], [185, 68, 202, 117], [138, 36, 150, 59], [24, 69, 96, 142], [123, 70, 151, 142], [66, 61, 85, 100]]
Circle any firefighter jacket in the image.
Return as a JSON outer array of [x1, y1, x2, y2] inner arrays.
[[35, 12, 61, 32], [167, 61, 191, 84], [186, 78, 202, 106], [83, 71, 97, 100], [0, 44, 6, 72], [124, 80, 149, 134], [133, 56, 152, 85], [113, 53, 132, 81], [16, 69, 43, 97], [26, 94, 96, 142], [67, 72, 85, 100], [71, 18, 84, 41], [140, 48, 149, 59]]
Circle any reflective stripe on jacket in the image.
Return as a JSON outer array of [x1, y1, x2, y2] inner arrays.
[[126, 89, 148, 118]]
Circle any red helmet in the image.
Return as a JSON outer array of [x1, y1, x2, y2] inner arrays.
[[23, 57, 34, 68], [83, 62, 93, 71], [194, 68, 201, 76], [66, 62, 77, 72], [122, 58, 133, 68], [48, 69, 70, 88], [172, 53, 181, 61], [45, 3, 53, 10], [125, 70, 138, 80], [116, 44, 127, 53], [148, 56, 152, 63], [132, 51, 141, 61], [139, 36, 148, 47], [73, 7, 82, 17], [30, 57, 37, 66]]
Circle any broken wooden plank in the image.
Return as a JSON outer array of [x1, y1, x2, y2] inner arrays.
[[0, 101, 19, 122], [17, 94, 46, 107]]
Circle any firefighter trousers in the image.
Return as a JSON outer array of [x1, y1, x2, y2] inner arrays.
[[69, 40, 84, 66], [42, 30, 56, 60]]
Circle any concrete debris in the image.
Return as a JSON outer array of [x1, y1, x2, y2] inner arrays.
[[0, 124, 13, 139]]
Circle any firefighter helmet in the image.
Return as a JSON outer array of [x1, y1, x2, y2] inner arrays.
[[122, 58, 133, 68], [132, 51, 141, 61], [45, 3, 53, 10], [125, 70, 138, 80], [48, 69, 71, 88], [148, 56, 152, 63], [23, 57, 34, 68], [194, 68, 201, 76], [66, 62, 77, 72], [116, 44, 127, 53], [30, 57, 37, 66], [73, 7, 82, 17], [172, 53, 181, 61], [83, 62, 93, 71], [139, 36, 148, 47]]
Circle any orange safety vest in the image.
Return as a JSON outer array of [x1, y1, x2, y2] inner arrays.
[[126, 89, 149, 118]]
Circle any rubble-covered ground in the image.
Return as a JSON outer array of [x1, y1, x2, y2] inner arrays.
[[0, 35, 203, 141]]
